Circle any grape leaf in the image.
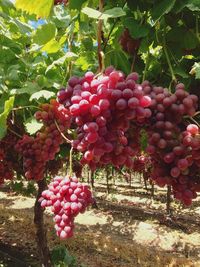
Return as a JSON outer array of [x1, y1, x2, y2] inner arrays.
[[103, 8, 126, 18], [0, 96, 15, 139], [25, 118, 43, 135], [81, 7, 125, 20], [41, 39, 61, 54], [124, 18, 150, 38], [46, 52, 77, 73], [33, 23, 56, 46], [29, 90, 55, 101], [10, 82, 41, 95], [151, 0, 176, 21], [81, 7, 103, 19], [186, 0, 200, 11], [69, 0, 87, 10], [15, 0, 54, 18]]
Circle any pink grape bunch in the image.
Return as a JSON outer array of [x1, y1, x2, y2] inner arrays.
[[15, 100, 70, 181], [132, 154, 152, 173], [0, 121, 24, 185], [39, 175, 93, 239], [57, 66, 152, 170], [144, 82, 199, 205], [171, 124, 200, 205]]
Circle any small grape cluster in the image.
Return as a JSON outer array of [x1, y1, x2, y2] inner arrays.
[[39, 175, 93, 239], [119, 28, 140, 55], [15, 100, 70, 181], [58, 66, 151, 170], [132, 154, 152, 173]]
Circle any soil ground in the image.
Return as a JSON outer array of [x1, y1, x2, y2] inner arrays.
[[0, 179, 200, 267]]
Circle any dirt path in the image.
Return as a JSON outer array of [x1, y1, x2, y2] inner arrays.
[[1, 190, 200, 267]]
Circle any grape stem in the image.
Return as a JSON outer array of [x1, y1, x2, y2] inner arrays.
[[184, 115, 200, 128], [69, 147, 73, 176], [54, 120, 72, 144]]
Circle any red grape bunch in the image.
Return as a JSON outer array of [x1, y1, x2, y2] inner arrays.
[[57, 66, 152, 170], [144, 82, 199, 205], [15, 100, 70, 181], [39, 175, 93, 239], [0, 121, 23, 185]]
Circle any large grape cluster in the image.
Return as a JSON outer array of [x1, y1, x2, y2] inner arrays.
[[57, 67, 200, 206], [58, 67, 151, 170], [15, 100, 70, 181], [39, 175, 93, 239]]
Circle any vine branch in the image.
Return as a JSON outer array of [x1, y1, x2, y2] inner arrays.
[[97, 0, 104, 73]]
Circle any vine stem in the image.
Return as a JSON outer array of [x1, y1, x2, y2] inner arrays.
[[142, 47, 150, 81], [12, 105, 40, 111], [162, 30, 177, 87], [34, 179, 52, 267], [97, 0, 104, 73], [54, 120, 72, 144], [8, 128, 22, 138]]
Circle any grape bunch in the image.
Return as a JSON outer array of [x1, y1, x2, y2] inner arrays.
[[144, 83, 199, 204], [171, 124, 200, 205], [119, 28, 141, 55], [0, 120, 23, 185], [15, 100, 70, 181], [39, 175, 93, 239], [57, 66, 152, 170]]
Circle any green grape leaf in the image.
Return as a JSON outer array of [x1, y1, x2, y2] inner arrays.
[[0, 96, 15, 139], [69, 0, 87, 10], [173, 0, 189, 12], [182, 30, 198, 49], [15, 0, 54, 18], [103, 8, 126, 18], [82, 7, 125, 20], [81, 7, 103, 19], [174, 67, 190, 78], [33, 23, 57, 45], [10, 82, 41, 95], [41, 39, 61, 54], [25, 118, 43, 135], [151, 0, 176, 21], [46, 52, 77, 73], [124, 18, 150, 38], [186, 0, 200, 11], [29, 90, 55, 101]]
